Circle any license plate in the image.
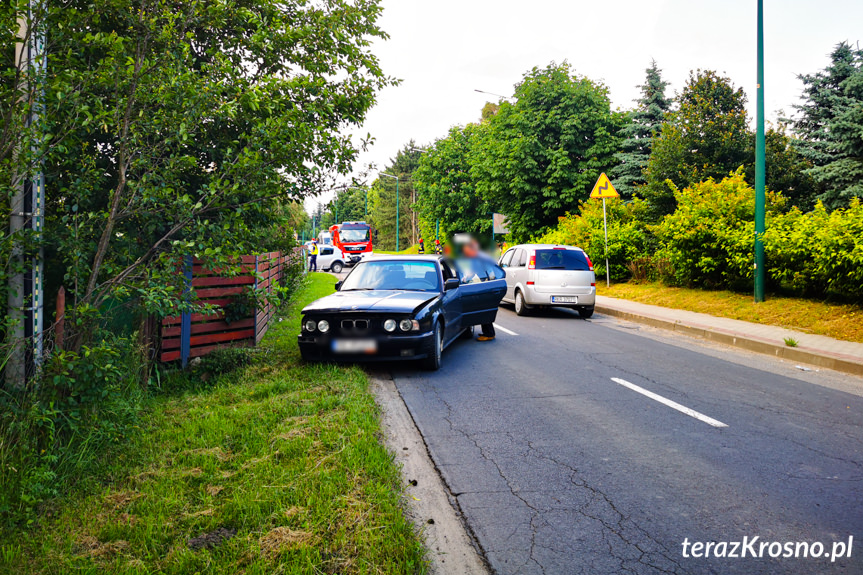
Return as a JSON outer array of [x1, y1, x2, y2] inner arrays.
[[552, 296, 578, 303], [332, 339, 377, 354]]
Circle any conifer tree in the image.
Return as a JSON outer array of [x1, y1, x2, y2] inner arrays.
[[793, 42, 863, 208], [610, 61, 672, 199]]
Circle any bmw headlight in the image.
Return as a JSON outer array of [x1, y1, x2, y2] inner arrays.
[[383, 319, 397, 332], [317, 320, 330, 333], [399, 319, 413, 332], [304, 320, 317, 332]]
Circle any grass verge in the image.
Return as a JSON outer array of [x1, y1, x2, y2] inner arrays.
[[598, 281, 863, 343], [0, 272, 426, 574]]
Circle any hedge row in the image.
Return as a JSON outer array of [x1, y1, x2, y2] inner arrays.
[[538, 171, 863, 300]]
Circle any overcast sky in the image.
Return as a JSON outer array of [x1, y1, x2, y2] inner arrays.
[[308, 0, 863, 212]]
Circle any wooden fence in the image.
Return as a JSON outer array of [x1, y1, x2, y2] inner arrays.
[[159, 252, 291, 365]]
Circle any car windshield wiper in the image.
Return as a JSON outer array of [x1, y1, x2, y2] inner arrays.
[[343, 287, 377, 291]]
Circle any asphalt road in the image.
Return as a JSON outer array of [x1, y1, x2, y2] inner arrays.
[[388, 306, 863, 575]]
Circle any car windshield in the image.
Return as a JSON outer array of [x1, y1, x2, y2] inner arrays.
[[341, 261, 440, 292], [534, 249, 591, 271], [339, 227, 369, 242]]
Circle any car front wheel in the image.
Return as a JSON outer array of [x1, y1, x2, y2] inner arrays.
[[422, 321, 443, 371], [330, 261, 344, 274]]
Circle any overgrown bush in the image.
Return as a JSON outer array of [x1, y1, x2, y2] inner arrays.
[[538, 197, 652, 281], [764, 198, 863, 298], [652, 171, 785, 289], [0, 336, 146, 526], [535, 170, 863, 300]]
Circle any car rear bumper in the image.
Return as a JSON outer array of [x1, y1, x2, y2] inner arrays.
[[523, 286, 596, 307], [297, 330, 433, 362]]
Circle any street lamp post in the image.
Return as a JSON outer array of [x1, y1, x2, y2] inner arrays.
[[754, 0, 766, 303], [380, 173, 399, 252]]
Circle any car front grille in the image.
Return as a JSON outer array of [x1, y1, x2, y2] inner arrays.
[[340, 319, 370, 333]]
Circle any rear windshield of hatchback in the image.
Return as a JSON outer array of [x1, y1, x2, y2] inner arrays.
[[534, 249, 591, 271]]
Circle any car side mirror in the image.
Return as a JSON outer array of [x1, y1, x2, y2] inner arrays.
[[335, 280, 343, 291], [444, 278, 460, 291]]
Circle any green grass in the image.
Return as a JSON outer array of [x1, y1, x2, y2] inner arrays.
[[598, 281, 863, 343], [0, 272, 426, 574]]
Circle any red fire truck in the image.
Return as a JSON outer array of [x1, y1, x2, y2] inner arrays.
[[328, 221, 374, 266]]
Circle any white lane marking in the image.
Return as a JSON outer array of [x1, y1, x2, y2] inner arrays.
[[611, 377, 728, 428], [493, 323, 519, 336]]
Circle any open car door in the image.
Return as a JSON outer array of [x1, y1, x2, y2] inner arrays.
[[455, 258, 507, 327]]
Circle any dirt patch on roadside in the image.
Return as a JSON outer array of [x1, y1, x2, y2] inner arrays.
[[188, 527, 237, 551]]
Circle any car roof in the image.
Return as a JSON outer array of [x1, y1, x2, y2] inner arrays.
[[361, 254, 442, 263], [506, 243, 586, 252]]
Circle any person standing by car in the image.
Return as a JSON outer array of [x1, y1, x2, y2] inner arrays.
[[308, 239, 319, 272], [462, 238, 497, 342], [418, 237, 425, 254]]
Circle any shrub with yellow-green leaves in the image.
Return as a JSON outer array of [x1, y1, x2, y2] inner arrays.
[[538, 197, 652, 281], [652, 170, 785, 289], [764, 198, 863, 298], [538, 170, 863, 300]]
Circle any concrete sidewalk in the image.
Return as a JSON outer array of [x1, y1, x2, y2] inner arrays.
[[595, 295, 863, 377]]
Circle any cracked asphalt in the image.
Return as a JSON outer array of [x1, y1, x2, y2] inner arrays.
[[388, 306, 863, 575]]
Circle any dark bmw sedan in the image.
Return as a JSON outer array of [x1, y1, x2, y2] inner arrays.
[[298, 255, 506, 370]]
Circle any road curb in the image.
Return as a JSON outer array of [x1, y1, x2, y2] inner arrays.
[[595, 305, 863, 377], [369, 371, 489, 575]]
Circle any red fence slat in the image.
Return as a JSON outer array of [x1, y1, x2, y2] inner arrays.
[[159, 251, 289, 363]]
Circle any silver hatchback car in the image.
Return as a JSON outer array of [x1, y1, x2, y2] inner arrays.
[[498, 244, 596, 318]]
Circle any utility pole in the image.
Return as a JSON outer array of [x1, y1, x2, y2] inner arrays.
[[8, 3, 45, 388], [754, 0, 766, 302]]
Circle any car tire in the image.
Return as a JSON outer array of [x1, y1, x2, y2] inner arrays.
[[460, 324, 474, 339], [422, 321, 443, 371], [579, 306, 595, 319], [514, 290, 529, 316], [330, 261, 344, 274]]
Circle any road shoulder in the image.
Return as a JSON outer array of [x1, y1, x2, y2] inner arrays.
[[369, 370, 489, 575]]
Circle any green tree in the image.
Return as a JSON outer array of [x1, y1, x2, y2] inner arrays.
[[643, 70, 749, 218], [415, 123, 490, 241], [744, 121, 818, 210], [329, 186, 369, 224], [610, 60, 673, 199], [368, 144, 422, 250], [34, 0, 393, 350], [472, 62, 622, 241], [793, 42, 863, 208]]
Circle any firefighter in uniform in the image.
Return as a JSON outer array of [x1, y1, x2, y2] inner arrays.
[[418, 238, 425, 254]]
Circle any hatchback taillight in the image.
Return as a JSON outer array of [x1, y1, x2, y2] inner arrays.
[[585, 254, 594, 271], [528, 254, 536, 269]]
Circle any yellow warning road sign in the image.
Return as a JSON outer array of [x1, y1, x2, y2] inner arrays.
[[590, 172, 619, 199]]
